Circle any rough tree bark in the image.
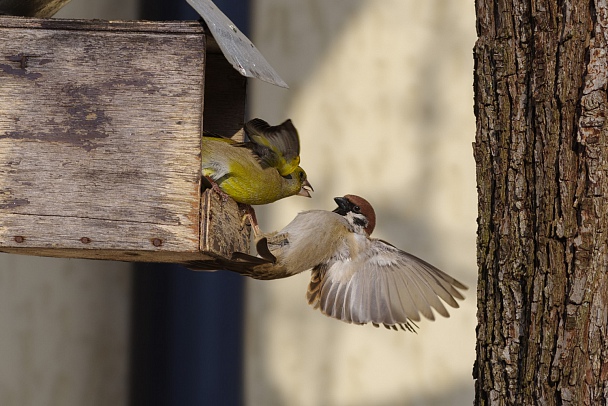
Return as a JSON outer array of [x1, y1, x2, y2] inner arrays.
[[474, 0, 608, 404]]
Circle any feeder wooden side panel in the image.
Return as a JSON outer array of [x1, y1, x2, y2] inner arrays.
[[0, 190, 251, 264], [0, 213, 215, 263], [0, 18, 209, 262], [200, 188, 250, 258]]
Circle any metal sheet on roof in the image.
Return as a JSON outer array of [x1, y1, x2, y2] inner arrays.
[[187, 0, 288, 88]]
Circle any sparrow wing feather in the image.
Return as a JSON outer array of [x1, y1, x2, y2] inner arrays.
[[307, 238, 467, 330], [322, 274, 343, 320], [307, 265, 325, 310]]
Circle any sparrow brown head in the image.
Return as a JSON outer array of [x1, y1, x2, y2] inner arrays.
[[333, 194, 376, 235]]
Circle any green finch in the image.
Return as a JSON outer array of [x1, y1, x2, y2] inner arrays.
[[201, 118, 312, 205]]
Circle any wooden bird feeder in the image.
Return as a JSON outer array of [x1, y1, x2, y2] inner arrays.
[[0, 0, 286, 268]]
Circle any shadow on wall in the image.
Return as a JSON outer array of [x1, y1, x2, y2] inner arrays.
[[261, 384, 472, 406], [247, 0, 477, 405], [0, 256, 131, 406], [252, 0, 366, 96]]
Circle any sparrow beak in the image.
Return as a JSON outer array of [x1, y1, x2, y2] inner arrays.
[[298, 179, 314, 198], [333, 196, 350, 214]]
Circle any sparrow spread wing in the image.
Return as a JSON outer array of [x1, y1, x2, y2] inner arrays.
[[307, 238, 467, 331], [243, 118, 301, 175]]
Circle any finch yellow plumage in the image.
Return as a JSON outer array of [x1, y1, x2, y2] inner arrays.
[[201, 119, 312, 205]]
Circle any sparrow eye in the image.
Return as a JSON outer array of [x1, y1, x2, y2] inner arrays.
[[353, 205, 361, 213]]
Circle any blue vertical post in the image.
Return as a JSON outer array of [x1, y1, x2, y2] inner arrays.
[[131, 1, 249, 405]]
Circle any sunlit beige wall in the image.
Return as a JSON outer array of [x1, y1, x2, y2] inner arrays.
[[246, 1, 477, 405], [0, 2, 136, 406]]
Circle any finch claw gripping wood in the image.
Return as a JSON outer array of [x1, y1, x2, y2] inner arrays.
[[239, 204, 261, 238], [203, 175, 230, 203]]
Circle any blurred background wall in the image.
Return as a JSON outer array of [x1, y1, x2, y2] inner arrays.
[[0, 0, 477, 405], [246, 1, 477, 405], [0, 2, 137, 406]]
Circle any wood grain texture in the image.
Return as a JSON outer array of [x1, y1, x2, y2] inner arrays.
[[474, 0, 608, 404], [0, 15, 205, 32], [0, 16, 250, 265], [200, 189, 249, 257]]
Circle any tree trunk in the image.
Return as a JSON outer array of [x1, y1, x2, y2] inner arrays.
[[474, 0, 608, 404]]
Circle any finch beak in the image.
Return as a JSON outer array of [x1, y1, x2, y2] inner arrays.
[[298, 179, 314, 198]]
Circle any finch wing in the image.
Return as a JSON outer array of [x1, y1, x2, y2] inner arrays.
[[306, 239, 467, 331], [243, 118, 301, 176]]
